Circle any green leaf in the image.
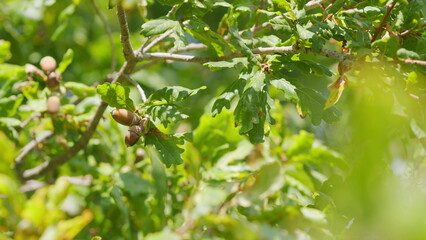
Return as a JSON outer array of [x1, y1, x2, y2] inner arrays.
[[235, 87, 262, 134], [115, 172, 151, 196], [296, 87, 340, 125], [65, 82, 96, 98], [141, 18, 180, 36], [0, 40, 11, 63], [52, 4, 76, 41], [0, 94, 24, 117], [108, 0, 117, 9], [238, 161, 285, 206], [212, 78, 245, 115], [204, 58, 248, 71], [324, 0, 346, 15], [0, 64, 26, 84], [324, 75, 347, 110], [145, 131, 184, 167], [397, 48, 420, 59], [144, 105, 188, 128], [96, 83, 135, 111], [0, 117, 21, 127], [187, 18, 231, 56], [156, 0, 184, 6], [372, 37, 398, 58], [148, 86, 206, 104], [57, 49, 74, 74], [145, 229, 182, 240], [296, 24, 314, 40], [228, 16, 260, 65], [193, 110, 243, 161], [270, 78, 298, 102], [110, 187, 132, 239]]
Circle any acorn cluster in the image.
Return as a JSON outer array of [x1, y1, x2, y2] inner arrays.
[[40, 56, 62, 114], [111, 109, 148, 147]]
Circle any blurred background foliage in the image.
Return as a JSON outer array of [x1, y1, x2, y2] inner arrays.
[[1, 0, 426, 239]]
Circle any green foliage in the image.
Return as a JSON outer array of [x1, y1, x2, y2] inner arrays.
[[0, 0, 425, 239], [96, 83, 135, 111]]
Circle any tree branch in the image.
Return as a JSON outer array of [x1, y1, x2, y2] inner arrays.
[[21, 3, 143, 180], [22, 103, 108, 180], [135, 46, 350, 63], [371, 2, 397, 42], [116, 4, 134, 60], [401, 59, 426, 66], [124, 75, 147, 102], [15, 130, 54, 175]]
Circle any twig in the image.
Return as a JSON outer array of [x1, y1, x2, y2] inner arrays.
[[22, 103, 108, 180], [116, 5, 135, 60], [15, 130, 54, 174], [402, 59, 426, 66], [371, 2, 397, 42], [306, 0, 324, 10], [140, 29, 174, 53], [90, 0, 117, 72], [135, 46, 350, 63], [20, 175, 93, 193], [16, 112, 41, 131], [21, 2, 142, 180], [124, 75, 147, 102]]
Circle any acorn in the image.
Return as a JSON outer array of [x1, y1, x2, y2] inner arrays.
[[40, 56, 57, 73], [125, 125, 143, 147], [111, 109, 141, 126], [47, 96, 60, 114], [135, 148, 145, 163], [46, 71, 61, 89]]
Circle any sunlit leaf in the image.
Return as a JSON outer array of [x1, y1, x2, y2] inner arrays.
[[324, 75, 347, 110], [57, 49, 74, 74], [96, 82, 135, 111]]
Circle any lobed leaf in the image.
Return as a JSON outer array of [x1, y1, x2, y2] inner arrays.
[[145, 131, 184, 167], [96, 83, 135, 111]]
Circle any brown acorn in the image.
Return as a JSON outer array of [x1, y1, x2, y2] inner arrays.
[[125, 125, 143, 147], [46, 71, 60, 89], [111, 109, 140, 126], [47, 96, 60, 114], [40, 56, 57, 73]]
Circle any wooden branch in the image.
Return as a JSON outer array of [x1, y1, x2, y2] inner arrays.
[[116, 4, 134, 60], [306, 0, 324, 10], [20, 175, 93, 192], [124, 75, 147, 102], [402, 59, 426, 66], [21, 4, 143, 180], [135, 46, 350, 63], [15, 130, 54, 175], [22, 103, 108, 180], [371, 2, 397, 42]]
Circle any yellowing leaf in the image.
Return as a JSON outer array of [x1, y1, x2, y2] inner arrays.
[[56, 209, 93, 240], [324, 75, 347, 110]]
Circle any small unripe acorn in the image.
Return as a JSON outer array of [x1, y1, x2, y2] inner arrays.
[[46, 71, 60, 89], [125, 125, 143, 147], [125, 131, 140, 147], [111, 109, 140, 126], [47, 96, 60, 114], [40, 56, 57, 73], [135, 148, 145, 162]]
